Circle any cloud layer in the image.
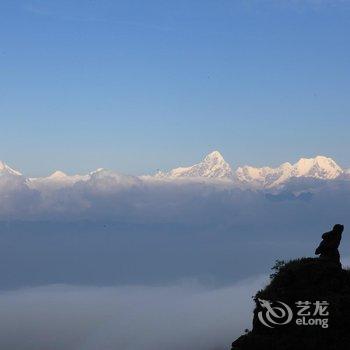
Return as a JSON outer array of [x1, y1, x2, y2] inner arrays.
[[1, 167, 350, 226], [0, 276, 266, 350]]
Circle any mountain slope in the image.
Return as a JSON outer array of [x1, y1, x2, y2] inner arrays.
[[0, 161, 22, 177]]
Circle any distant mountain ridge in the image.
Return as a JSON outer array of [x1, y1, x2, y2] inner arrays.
[[0, 151, 348, 190]]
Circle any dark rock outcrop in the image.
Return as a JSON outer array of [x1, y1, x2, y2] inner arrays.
[[315, 224, 344, 266], [231, 258, 350, 350]]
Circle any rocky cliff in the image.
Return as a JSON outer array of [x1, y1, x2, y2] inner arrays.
[[231, 258, 350, 350]]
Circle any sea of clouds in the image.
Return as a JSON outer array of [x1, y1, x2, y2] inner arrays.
[[1, 169, 350, 227], [0, 275, 267, 350]]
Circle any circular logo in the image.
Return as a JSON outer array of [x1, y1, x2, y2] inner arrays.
[[257, 298, 293, 328]]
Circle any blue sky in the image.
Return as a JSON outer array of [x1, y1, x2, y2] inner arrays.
[[1, 0, 349, 176]]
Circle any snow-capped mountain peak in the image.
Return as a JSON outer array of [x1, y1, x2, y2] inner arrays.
[[203, 150, 225, 162], [155, 151, 233, 179], [48, 170, 68, 179], [28, 170, 90, 189], [292, 156, 342, 179]]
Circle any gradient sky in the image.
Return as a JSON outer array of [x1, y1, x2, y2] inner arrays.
[[1, 0, 349, 176]]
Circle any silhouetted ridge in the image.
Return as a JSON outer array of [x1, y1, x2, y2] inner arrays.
[[231, 258, 350, 350]]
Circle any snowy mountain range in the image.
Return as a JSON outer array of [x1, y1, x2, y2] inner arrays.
[[0, 151, 348, 191], [154, 151, 346, 189], [236, 155, 343, 188]]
